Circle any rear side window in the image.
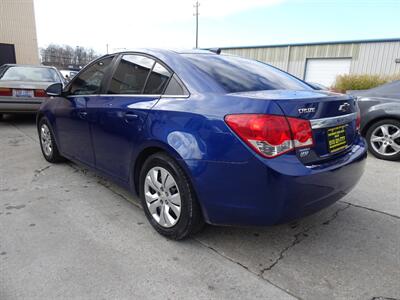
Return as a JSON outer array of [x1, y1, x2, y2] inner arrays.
[[70, 57, 113, 95], [0, 66, 60, 82], [144, 63, 171, 94], [164, 74, 188, 96], [183, 54, 311, 93], [108, 55, 155, 94]]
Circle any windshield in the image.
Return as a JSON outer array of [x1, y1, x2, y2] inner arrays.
[[183, 54, 311, 93], [0, 66, 60, 82]]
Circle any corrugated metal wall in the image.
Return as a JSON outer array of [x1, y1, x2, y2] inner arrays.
[[222, 41, 400, 79], [0, 0, 39, 64]]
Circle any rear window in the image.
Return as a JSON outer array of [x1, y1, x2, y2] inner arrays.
[[183, 54, 311, 93], [0, 66, 60, 82]]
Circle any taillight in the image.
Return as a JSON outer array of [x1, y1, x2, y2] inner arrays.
[[34, 89, 48, 97], [0, 88, 12, 96], [286, 117, 314, 148], [355, 103, 361, 132], [225, 114, 314, 158]]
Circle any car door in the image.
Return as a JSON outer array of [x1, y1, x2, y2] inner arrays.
[[86, 54, 172, 181], [53, 56, 114, 166]]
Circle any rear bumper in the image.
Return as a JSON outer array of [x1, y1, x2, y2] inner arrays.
[[0, 98, 44, 113], [185, 136, 367, 226]]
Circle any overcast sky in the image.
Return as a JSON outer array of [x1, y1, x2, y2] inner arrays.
[[34, 0, 400, 54]]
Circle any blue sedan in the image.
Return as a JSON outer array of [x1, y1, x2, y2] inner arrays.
[[37, 49, 367, 239]]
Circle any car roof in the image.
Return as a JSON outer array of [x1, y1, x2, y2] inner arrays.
[[105, 48, 224, 93], [110, 48, 218, 56], [2, 64, 58, 69]]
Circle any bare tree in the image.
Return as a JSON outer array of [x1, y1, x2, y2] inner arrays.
[[40, 44, 100, 69]]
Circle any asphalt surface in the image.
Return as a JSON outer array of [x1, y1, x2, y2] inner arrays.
[[0, 115, 399, 300]]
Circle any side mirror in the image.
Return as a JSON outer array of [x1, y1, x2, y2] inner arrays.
[[46, 83, 63, 96]]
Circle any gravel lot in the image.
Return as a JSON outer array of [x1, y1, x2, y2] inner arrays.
[[0, 115, 399, 300]]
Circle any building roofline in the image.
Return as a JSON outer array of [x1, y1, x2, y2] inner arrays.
[[219, 38, 400, 50]]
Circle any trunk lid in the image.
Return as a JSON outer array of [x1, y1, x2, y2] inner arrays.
[[230, 90, 358, 164], [0, 80, 53, 90]]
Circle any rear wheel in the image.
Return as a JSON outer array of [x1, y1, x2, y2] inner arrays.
[[139, 152, 204, 240], [366, 119, 400, 161], [38, 118, 65, 163]]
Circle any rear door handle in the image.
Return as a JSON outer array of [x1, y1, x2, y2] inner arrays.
[[78, 111, 88, 119], [124, 112, 138, 122]]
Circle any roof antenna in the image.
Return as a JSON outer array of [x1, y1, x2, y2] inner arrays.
[[208, 48, 221, 54]]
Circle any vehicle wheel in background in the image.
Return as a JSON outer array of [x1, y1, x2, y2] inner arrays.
[[366, 119, 400, 161], [139, 152, 204, 240], [38, 118, 65, 163]]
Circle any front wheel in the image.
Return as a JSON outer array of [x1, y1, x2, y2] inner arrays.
[[366, 119, 400, 161], [139, 152, 204, 240], [38, 118, 65, 163]]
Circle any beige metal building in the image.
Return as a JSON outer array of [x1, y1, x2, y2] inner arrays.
[[221, 38, 400, 87], [0, 0, 39, 65]]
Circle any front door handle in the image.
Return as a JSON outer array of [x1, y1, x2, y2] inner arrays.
[[124, 112, 138, 122]]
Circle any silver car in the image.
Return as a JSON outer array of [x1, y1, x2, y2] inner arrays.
[[0, 64, 65, 116]]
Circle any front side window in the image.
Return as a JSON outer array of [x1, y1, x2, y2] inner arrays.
[[108, 55, 155, 94], [0, 66, 60, 83], [69, 57, 113, 95], [183, 54, 311, 93], [144, 63, 171, 94]]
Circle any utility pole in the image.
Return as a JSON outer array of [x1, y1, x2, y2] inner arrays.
[[106, 43, 109, 54], [194, 1, 200, 48]]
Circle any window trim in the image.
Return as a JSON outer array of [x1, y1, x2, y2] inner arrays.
[[141, 60, 157, 94], [103, 51, 190, 98]]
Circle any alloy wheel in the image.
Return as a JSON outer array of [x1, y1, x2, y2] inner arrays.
[[40, 124, 53, 157], [370, 124, 400, 156], [144, 167, 181, 228]]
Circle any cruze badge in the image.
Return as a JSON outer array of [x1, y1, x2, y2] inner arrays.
[[338, 103, 350, 112], [298, 107, 315, 114]]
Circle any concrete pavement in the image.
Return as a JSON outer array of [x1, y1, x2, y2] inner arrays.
[[0, 115, 399, 300]]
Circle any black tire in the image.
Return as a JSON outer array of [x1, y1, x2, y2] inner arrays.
[[38, 118, 65, 163], [139, 152, 204, 240], [366, 119, 400, 161]]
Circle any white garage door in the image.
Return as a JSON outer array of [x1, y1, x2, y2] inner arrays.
[[305, 58, 351, 87]]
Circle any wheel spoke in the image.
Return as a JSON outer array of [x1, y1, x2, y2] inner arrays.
[[391, 129, 400, 140], [163, 207, 173, 226], [149, 169, 162, 191], [380, 125, 389, 136], [378, 143, 388, 153], [169, 193, 181, 206], [371, 135, 384, 143], [160, 168, 169, 186], [146, 175, 159, 193], [164, 175, 175, 190], [168, 202, 181, 216], [390, 142, 400, 152], [158, 205, 170, 227], [148, 199, 161, 215], [144, 190, 158, 203]]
